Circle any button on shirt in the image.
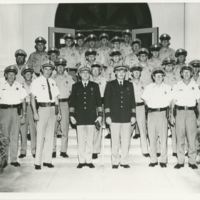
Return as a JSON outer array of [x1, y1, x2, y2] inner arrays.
[[30, 76, 59, 103], [172, 79, 200, 107], [132, 80, 145, 103], [0, 80, 27, 105], [53, 74, 74, 99], [142, 82, 172, 108]]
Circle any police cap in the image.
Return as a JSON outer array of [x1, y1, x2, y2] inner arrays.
[[175, 48, 187, 57], [78, 66, 91, 74], [180, 64, 193, 74], [150, 43, 161, 51], [99, 33, 109, 40], [63, 33, 74, 40], [152, 67, 165, 76], [21, 65, 34, 76], [35, 36, 47, 44], [160, 33, 171, 41], [189, 60, 200, 68], [162, 57, 175, 66], [54, 58, 67, 66], [109, 49, 121, 57], [131, 38, 142, 46], [130, 64, 143, 72], [138, 48, 149, 55], [15, 49, 27, 58], [110, 36, 121, 43], [4, 65, 18, 75], [47, 47, 60, 56], [85, 48, 97, 57], [114, 65, 128, 72]]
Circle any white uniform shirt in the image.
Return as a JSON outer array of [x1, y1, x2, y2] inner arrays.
[[131, 79, 145, 103], [90, 76, 107, 97], [172, 79, 200, 107], [21, 80, 32, 103], [0, 80, 27, 105], [53, 74, 74, 99], [30, 75, 59, 103], [142, 82, 172, 108]]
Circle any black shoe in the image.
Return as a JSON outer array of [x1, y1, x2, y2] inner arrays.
[[105, 133, 111, 139], [120, 164, 130, 168], [112, 165, 119, 169], [32, 154, 35, 158], [157, 153, 161, 157], [57, 134, 62, 138], [143, 153, 150, 157], [174, 163, 184, 169], [43, 163, 54, 168], [188, 163, 198, 169], [133, 134, 140, 139], [149, 162, 158, 167], [77, 163, 85, 168], [172, 153, 177, 157], [35, 165, 41, 170], [52, 152, 56, 158], [27, 133, 31, 141], [10, 162, 20, 167], [86, 163, 95, 168], [60, 152, 69, 158], [160, 162, 167, 168], [185, 152, 188, 157], [18, 154, 26, 158], [92, 153, 98, 159]]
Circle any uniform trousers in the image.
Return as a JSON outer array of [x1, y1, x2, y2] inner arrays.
[[77, 125, 95, 163], [20, 104, 36, 155], [53, 102, 69, 153], [147, 111, 168, 163], [0, 108, 20, 163], [35, 106, 56, 165], [110, 123, 132, 165], [175, 110, 197, 164], [136, 105, 148, 154], [93, 127, 102, 154]]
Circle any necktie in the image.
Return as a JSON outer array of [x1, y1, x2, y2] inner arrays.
[[46, 78, 52, 100], [120, 81, 123, 87], [84, 83, 87, 88]]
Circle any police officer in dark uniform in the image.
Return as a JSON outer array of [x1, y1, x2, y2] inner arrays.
[[104, 65, 136, 168], [69, 66, 102, 168]]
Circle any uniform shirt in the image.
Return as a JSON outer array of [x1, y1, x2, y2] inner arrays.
[[140, 62, 153, 86], [120, 43, 132, 57], [148, 58, 162, 69], [59, 47, 78, 69], [97, 46, 111, 66], [131, 79, 145, 103], [53, 74, 74, 99], [174, 63, 184, 81], [142, 82, 172, 108], [90, 75, 107, 97], [69, 81, 102, 125], [172, 79, 200, 107], [159, 47, 175, 61], [21, 80, 32, 103], [0, 80, 27, 105], [30, 75, 59, 103], [104, 79, 136, 123], [74, 47, 86, 68], [164, 72, 178, 87], [27, 51, 49, 75], [124, 52, 139, 68], [15, 64, 26, 84]]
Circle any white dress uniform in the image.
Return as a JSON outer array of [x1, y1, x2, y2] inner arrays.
[[52, 73, 74, 155], [172, 79, 200, 165], [142, 81, 172, 164], [0, 79, 27, 163], [31, 75, 59, 166]]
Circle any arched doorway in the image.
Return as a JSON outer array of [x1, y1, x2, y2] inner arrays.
[[54, 3, 153, 47]]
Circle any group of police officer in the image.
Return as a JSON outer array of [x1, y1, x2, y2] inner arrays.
[[0, 29, 200, 170]]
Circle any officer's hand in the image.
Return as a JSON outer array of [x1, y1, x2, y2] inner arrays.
[[95, 116, 102, 124], [57, 113, 62, 121], [130, 117, 136, 126], [34, 113, 39, 121], [70, 116, 77, 125], [20, 116, 25, 125], [106, 117, 112, 125]]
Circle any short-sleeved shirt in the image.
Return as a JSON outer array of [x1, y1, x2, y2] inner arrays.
[[131, 79, 145, 103], [15, 64, 26, 84], [124, 52, 139, 68], [172, 79, 200, 107], [27, 51, 49, 75], [148, 58, 162, 70], [97, 46, 111, 66], [164, 72, 178, 87], [140, 62, 153, 86], [159, 47, 175, 61], [21, 80, 32, 103], [30, 75, 59, 103], [0, 80, 27, 105], [142, 82, 172, 108], [120, 43, 132, 57], [53, 74, 74, 99]]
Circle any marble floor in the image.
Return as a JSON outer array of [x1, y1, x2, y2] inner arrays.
[[0, 128, 200, 200]]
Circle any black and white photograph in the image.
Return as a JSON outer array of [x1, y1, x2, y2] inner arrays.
[[0, 1, 200, 200]]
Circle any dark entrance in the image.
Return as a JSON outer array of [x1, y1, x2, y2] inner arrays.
[[54, 3, 153, 47]]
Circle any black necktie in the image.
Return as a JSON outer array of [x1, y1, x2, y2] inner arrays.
[[119, 81, 123, 87], [46, 79, 52, 100]]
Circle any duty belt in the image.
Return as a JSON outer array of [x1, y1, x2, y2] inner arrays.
[[148, 106, 168, 112], [0, 104, 21, 109], [136, 102, 145, 106], [175, 105, 196, 111], [59, 98, 68, 102], [38, 102, 55, 107]]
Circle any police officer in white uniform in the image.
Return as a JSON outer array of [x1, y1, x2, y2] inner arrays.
[[31, 62, 61, 170]]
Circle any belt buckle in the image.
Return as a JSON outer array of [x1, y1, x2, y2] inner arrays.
[[158, 108, 161, 111], [47, 102, 51, 106]]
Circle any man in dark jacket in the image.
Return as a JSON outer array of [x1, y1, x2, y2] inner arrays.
[[104, 65, 136, 168], [69, 66, 102, 168]]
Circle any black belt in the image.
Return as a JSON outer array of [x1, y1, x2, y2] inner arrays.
[[148, 106, 168, 112], [59, 98, 69, 102], [175, 105, 196, 111], [38, 102, 55, 107], [136, 102, 145, 106], [0, 104, 21, 109]]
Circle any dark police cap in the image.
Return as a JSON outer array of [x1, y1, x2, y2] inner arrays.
[[47, 47, 60, 55], [189, 60, 200, 68], [162, 57, 175, 66], [152, 67, 165, 76], [175, 48, 187, 57], [21, 65, 34, 76], [150, 43, 161, 51], [130, 64, 143, 72], [160, 33, 171, 41], [35, 36, 47, 44], [85, 48, 97, 57], [99, 33, 109, 40], [15, 49, 27, 58], [63, 33, 74, 40], [138, 48, 149, 55], [109, 49, 122, 57], [4, 65, 18, 75], [54, 58, 67, 66]]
